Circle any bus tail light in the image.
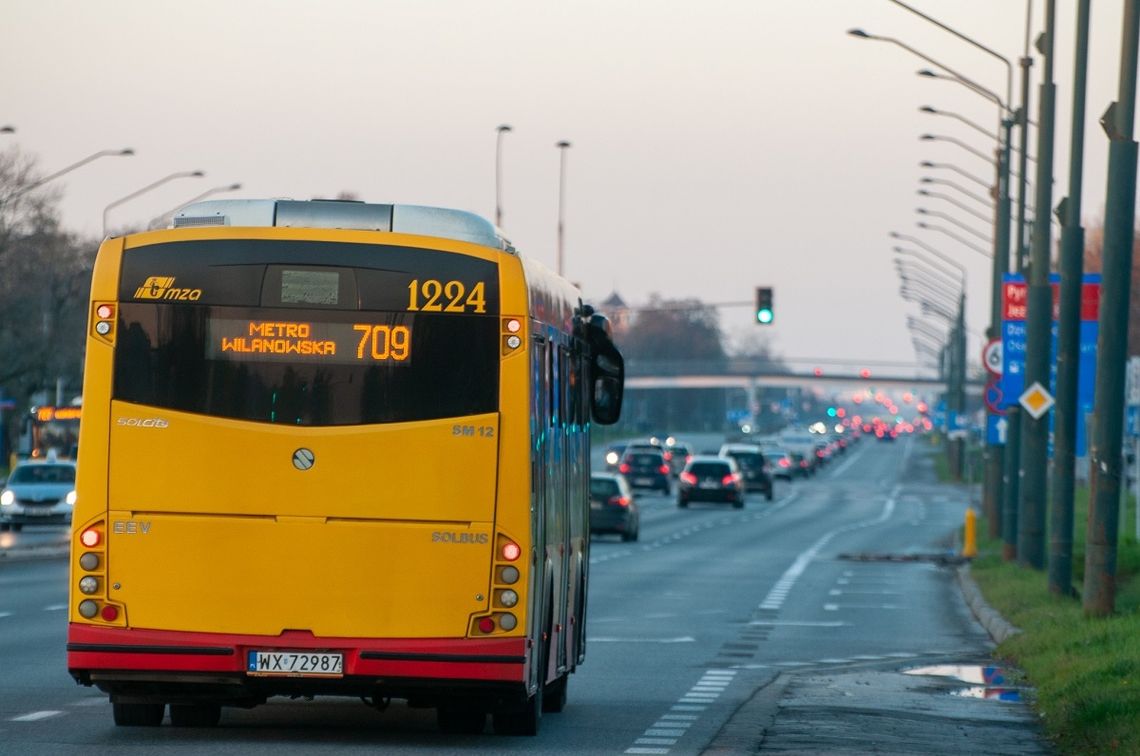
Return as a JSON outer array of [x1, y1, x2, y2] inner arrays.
[[92, 302, 117, 344], [478, 617, 496, 634], [101, 605, 119, 622], [81, 528, 101, 547], [501, 540, 521, 562], [78, 600, 99, 619], [498, 613, 517, 631]]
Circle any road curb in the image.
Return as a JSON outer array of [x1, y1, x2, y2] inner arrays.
[[705, 673, 792, 754], [957, 563, 1021, 645]]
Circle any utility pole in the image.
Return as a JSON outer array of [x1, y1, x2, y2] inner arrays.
[[1084, 0, 1140, 617], [1018, 0, 1057, 570], [1049, 0, 1090, 597]]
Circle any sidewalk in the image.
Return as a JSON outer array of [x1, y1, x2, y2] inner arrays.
[[705, 444, 1054, 755]]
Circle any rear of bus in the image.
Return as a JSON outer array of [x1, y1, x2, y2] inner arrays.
[[67, 201, 541, 725]]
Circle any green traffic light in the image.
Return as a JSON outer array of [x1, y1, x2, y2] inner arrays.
[[757, 309, 773, 324]]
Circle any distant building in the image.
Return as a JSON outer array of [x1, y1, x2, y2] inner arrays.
[[598, 291, 630, 337]]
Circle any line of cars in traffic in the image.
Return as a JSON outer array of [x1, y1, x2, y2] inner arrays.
[[589, 430, 859, 540]]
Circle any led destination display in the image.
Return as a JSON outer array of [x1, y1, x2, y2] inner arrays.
[[206, 318, 412, 365]]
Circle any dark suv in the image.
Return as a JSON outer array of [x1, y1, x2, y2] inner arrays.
[[618, 449, 671, 493], [718, 443, 773, 501], [678, 456, 745, 509]]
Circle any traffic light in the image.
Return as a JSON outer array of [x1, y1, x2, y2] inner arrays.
[[755, 287, 774, 324]]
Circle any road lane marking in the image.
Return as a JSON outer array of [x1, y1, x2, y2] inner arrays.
[[0, 612, 12, 619], [759, 486, 899, 611], [748, 619, 848, 627], [11, 711, 62, 722], [636, 739, 677, 746], [43, 604, 67, 611], [589, 636, 695, 643]]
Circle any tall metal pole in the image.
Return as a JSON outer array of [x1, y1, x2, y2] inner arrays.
[[1084, 0, 1140, 617], [1049, 0, 1091, 598], [494, 124, 512, 228], [1018, 0, 1057, 571], [1015, 3, 1034, 269], [555, 140, 571, 278], [987, 117, 1014, 538]]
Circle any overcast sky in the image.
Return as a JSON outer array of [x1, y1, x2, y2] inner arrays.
[[2, 0, 1133, 371]]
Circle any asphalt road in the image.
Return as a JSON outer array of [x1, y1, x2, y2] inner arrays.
[[0, 437, 1050, 754]]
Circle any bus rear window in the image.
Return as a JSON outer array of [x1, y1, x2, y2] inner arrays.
[[113, 303, 498, 426]]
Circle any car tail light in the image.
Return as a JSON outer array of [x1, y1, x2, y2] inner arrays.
[[663, 450, 673, 461], [608, 495, 631, 507], [779, 458, 790, 467], [619, 463, 630, 474], [722, 473, 741, 486], [685, 455, 692, 464], [658, 464, 670, 475], [680, 472, 697, 486]]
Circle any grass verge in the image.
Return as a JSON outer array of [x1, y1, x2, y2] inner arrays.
[[970, 484, 1140, 754]]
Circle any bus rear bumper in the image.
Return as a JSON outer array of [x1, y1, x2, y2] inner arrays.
[[68, 624, 529, 706]]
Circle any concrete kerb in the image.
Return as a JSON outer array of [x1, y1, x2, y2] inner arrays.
[[957, 562, 1022, 645]]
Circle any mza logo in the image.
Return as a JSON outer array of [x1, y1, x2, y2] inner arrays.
[[134, 276, 202, 301]]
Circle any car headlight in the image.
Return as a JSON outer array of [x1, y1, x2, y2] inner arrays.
[[0, 490, 13, 508], [66, 490, 77, 506]]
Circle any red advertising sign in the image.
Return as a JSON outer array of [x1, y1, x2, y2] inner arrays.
[[1002, 281, 1027, 321], [1004, 279, 1100, 322]]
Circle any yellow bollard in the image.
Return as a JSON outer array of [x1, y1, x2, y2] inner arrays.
[[962, 507, 978, 558]]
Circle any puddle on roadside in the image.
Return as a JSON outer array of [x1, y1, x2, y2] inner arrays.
[[951, 686, 1023, 701], [903, 664, 1023, 703]]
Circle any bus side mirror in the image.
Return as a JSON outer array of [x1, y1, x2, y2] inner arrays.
[[585, 313, 624, 426]]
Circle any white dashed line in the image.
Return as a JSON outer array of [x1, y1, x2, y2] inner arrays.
[[10, 711, 62, 722], [759, 487, 898, 611], [625, 669, 736, 753], [43, 604, 67, 611], [0, 612, 12, 619]]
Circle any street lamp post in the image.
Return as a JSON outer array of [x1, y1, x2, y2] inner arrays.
[[1019, 0, 1059, 571], [103, 170, 205, 236], [3, 148, 134, 203], [920, 175, 994, 207], [916, 221, 992, 259], [495, 124, 512, 228], [1049, 0, 1092, 598], [555, 140, 571, 278], [1085, 0, 1140, 616]]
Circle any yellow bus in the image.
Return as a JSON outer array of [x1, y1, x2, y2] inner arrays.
[[67, 199, 623, 736]]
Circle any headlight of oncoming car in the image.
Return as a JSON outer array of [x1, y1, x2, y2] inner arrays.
[[65, 490, 77, 506], [0, 490, 14, 507]]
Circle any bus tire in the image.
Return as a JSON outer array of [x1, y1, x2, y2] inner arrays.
[[112, 702, 165, 727], [438, 707, 486, 734], [492, 684, 542, 736], [542, 674, 568, 713], [169, 703, 221, 727]]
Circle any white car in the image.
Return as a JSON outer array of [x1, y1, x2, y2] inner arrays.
[[0, 460, 77, 531]]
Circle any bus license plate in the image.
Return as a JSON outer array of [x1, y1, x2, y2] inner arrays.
[[247, 651, 344, 677]]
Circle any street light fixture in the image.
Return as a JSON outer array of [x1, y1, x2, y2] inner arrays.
[[920, 174, 994, 207], [919, 105, 1000, 142], [889, 233, 968, 286], [4, 147, 134, 202], [917, 189, 993, 224], [1, 126, 14, 134], [916, 221, 992, 259], [495, 124, 512, 228], [919, 133, 995, 166], [916, 207, 992, 242], [893, 247, 965, 286], [555, 140, 571, 278], [103, 170, 205, 236]]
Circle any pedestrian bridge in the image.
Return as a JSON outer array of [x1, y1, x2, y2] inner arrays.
[[624, 359, 982, 395]]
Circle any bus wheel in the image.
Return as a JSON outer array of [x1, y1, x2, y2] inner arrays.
[[542, 674, 568, 713], [169, 703, 221, 727], [492, 685, 542, 736], [437, 707, 486, 734], [112, 702, 165, 726]]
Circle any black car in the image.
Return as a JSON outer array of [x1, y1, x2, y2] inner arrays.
[[718, 443, 773, 500], [589, 473, 639, 541], [678, 456, 745, 509], [618, 449, 671, 493]]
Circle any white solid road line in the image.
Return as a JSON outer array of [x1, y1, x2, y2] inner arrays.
[[10, 711, 62, 722]]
